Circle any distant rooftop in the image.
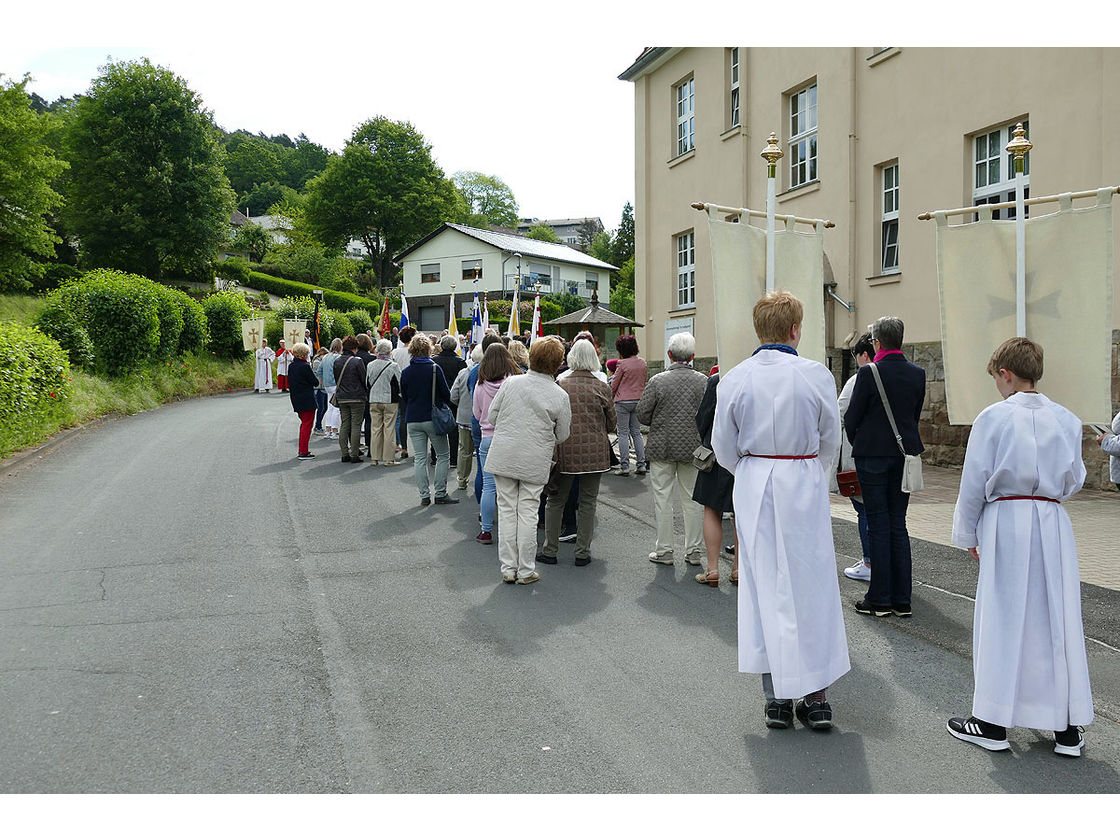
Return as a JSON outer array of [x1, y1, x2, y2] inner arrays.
[[395, 223, 618, 270]]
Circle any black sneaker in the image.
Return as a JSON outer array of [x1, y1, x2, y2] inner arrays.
[[853, 599, 892, 617], [340, 455, 352, 463], [947, 716, 1010, 751], [1054, 725, 1085, 757], [297, 452, 315, 460], [574, 556, 592, 566], [891, 604, 912, 618], [535, 552, 558, 565], [795, 698, 833, 731], [765, 699, 794, 729], [433, 496, 460, 505], [420, 498, 431, 507]]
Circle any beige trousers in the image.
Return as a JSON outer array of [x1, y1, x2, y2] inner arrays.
[[494, 475, 545, 580], [369, 402, 398, 462], [649, 460, 705, 557]]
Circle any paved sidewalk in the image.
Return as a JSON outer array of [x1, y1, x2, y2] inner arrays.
[[830, 463, 1120, 591]]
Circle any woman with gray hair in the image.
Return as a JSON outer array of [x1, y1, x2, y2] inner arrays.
[[433, 334, 468, 470], [320, 338, 344, 440], [536, 339, 616, 566], [366, 338, 402, 465]]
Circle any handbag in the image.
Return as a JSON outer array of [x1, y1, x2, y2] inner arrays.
[[430, 366, 457, 435], [328, 356, 358, 407], [836, 469, 861, 497], [867, 363, 924, 493], [692, 443, 716, 472]]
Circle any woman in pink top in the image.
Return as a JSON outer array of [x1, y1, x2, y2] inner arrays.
[[472, 343, 523, 544], [611, 334, 648, 476]]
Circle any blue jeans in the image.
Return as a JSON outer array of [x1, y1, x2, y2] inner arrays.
[[408, 420, 450, 501], [478, 437, 496, 532], [615, 400, 645, 471], [472, 421, 483, 504], [396, 408, 407, 450], [855, 455, 912, 608], [851, 497, 871, 562], [313, 389, 327, 430]]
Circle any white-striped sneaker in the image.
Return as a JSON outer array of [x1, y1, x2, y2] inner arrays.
[[947, 716, 1010, 752]]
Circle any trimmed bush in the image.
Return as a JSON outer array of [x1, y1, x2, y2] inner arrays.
[[0, 322, 72, 445], [177, 292, 209, 355], [345, 308, 373, 335], [215, 257, 251, 286], [327, 313, 353, 343], [152, 284, 185, 358], [263, 311, 283, 348], [33, 296, 95, 368], [244, 270, 382, 316], [203, 290, 253, 358], [70, 269, 162, 375]]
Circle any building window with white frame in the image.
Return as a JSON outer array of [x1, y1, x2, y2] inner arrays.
[[585, 270, 598, 290], [729, 48, 740, 128], [676, 231, 695, 307], [461, 260, 482, 281], [788, 82, 818, 189], [972, 119, 1030, 220], [676, 77, 695, 157], [881, 163, 899, 273], [421, 263, 440, 283]]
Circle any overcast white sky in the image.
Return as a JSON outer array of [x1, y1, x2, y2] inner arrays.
[[1, 2, 1096, 238]]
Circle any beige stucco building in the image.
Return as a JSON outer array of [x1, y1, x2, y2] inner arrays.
[[620, 47, 1120, 485]]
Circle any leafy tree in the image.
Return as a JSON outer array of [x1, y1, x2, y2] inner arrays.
[[525, 223, 560, 243], [230, 222, 272, 262], [611, 201, 635, 267], [589, 230, 613, 265], [238, 180, 297, 217], [0, 74, 67, 291], [610, 282, 634, 319], [282, 134, 331, 190], [224, 135, 284, 196], [63, 58, 235, 280], [302, 116, 464, 286], [452, 170, 519, 229], [575, 218, 604, 253], [549, 292, 586, 315]]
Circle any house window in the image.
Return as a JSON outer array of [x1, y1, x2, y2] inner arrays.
[[729, 48, 740, 128], [461, 260, 482, 281], [788, 82, 818, 189], [880, 163, 900, 274], [420, 263, 440, 283], [972, 119, 1030, 220], [585, 271, 598, 289], [527, 262, 552, 291], [676, 231, 695, 307], [676, 77, 695, 157]]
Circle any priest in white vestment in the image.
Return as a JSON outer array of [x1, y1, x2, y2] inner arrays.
[[254, 340, 276, 393], [712, 291, 849, 731], [275, 340, 293, 392], [949, 337, 1092, 757]]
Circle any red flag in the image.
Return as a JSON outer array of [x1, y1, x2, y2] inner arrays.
[[378, 297, 391, 336]]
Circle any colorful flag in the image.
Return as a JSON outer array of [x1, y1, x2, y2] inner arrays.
[[481, 292, 490, 335], [448, 287, 459, 341], [399, 289, 409, 329], [470, 288, 483, 348], [378, 297, 391, 336], [529, 293, 542, 344], [508, 287, 520, 336]]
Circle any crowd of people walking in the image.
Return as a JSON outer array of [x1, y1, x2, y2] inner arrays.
[[262, 287, 1101, 758]]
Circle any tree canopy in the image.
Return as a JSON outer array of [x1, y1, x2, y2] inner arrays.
[[302, 116, 464, 286], [452, 170, 519, 229], [525, 223, 560, 243], [63, 58, 235, 280], [612, 201, 635, 267], [0, 74, 67, 291]]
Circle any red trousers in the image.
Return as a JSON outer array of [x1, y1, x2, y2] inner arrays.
[[277, 374, 289, 391], [298, 410, 314, 455]]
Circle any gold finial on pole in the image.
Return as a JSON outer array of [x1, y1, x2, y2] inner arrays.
[[760, 132, 784, 177], [1005, 122, 1032, 173]]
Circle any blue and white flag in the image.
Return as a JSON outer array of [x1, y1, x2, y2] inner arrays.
[[399, 289, 410, 329], [470, 285, 483, 348]]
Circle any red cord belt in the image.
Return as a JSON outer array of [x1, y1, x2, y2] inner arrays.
[[995, 495, 1060, 503], [746, 454, 818, 459]]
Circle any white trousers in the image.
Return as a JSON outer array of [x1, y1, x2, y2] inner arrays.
[[494, 475, 545, 580], [649, 460, 704, 557]]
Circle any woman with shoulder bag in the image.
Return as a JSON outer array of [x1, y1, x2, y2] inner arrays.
[[398, 334, 457, 505], [367, 338, 402, 466]]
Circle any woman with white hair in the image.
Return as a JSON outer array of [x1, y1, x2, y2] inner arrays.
[[636, 331, 709, 566], [320, 338, 343, 440], [537, 339, 615, 567], [366, 338, 402, 465], [287, 343, 318, 459]]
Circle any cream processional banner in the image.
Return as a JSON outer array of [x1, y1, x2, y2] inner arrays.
[[705, 209, 827, 369], [241, 318, 265, 351], [936, 190, 1114, 425], [283, 319, 307, 350]]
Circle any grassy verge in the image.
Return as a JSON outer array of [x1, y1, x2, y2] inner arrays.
[[0, 293, 47, 325]]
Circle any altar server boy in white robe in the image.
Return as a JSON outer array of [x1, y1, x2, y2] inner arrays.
[[949, 337, 1093, 757], [254, 339, 276, 393], [712, 290, 849, 731]]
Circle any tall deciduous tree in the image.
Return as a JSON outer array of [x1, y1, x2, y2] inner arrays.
[[64, 58, 235, 280], [611, 201, 634, 268], [302, 117, 464, 286], [575, 218, 604, 253], [0, 74, 67, 291], [525, 223, 560, 243], [224, 135, 285, 197], [451, 170, 519, 229]]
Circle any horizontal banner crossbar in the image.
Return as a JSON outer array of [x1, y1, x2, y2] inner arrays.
[[918, 186, 1119, 221], [691, 201, 835, 229]]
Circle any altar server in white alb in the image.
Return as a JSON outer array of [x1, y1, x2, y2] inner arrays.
[[948, 337, 1092, 757], [712, 290, 849, 731], [275, 339, 293, 392], [254, 338, 276, 393]]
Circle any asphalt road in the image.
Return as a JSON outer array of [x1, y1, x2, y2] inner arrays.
[[1, 391, 1118, 793]]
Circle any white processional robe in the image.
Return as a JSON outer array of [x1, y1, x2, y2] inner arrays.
[[712, 349, 850, 699], [254, 347, 275, 390], [275, 349, 292, 377], [951, 392, 1093, 730]]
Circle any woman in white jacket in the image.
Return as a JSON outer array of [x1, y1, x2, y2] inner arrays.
[[484, 337, 571, 585], [1097, 409, 1120, 490]]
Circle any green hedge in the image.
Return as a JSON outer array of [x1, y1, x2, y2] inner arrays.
[[244, 270, 383, 315], [345, 308, 373, 335], [203, 290, 253, 358], [178, 294, 209, 355], [33, 297, 95, 367], [0, 322, 72, 450], [215, 257, 251, 285]]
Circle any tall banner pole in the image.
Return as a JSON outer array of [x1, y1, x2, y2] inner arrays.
[[760, 132, 784, 293], [1006, 122, 1033, 337]]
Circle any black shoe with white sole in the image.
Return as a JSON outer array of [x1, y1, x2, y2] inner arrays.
[[765, 699, 794, 729], [1054, 725, 1085, 757], [795, 698, 833, 730], [853, 599, 892, 617], [947, 716, 1010, 751]]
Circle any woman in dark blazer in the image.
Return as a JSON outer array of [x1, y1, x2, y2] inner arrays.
[[691, 368, 738, 587], [288, 343, 320, 459], [843, 316, 926, 618]]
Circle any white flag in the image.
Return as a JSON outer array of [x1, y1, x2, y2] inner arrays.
[[283, 319, 306, 349], [241, 319, 265, 351], [936, 192, 1114, 425]]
